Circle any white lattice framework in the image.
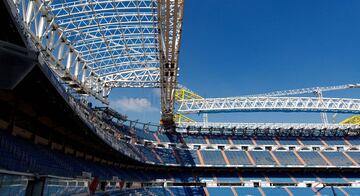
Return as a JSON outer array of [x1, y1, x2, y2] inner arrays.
[[178, 97, 360, 114], [246, 84, 360, 97], [158, 0, 184, 126], [178, 122, 360, 131], [6, 0, 183, 107]]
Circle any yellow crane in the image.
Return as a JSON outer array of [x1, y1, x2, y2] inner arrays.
[[174, 84, 204, 125], [340, 116, 360, 124]]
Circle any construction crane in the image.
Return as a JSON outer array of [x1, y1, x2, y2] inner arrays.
[[246, 84, 360, 97], [175, 84, 208, 125], [246, 83, 360, 125], [176, 83, 360, 126], [340, 116, 360, 124]]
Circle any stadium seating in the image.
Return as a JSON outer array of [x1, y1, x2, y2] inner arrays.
[[174, 149, 200, 166], [297, 151, 328, 166], [254, 137, 277, 145], [156, 133, 182, 143], [230, 137, 254, 145], [287, 187, 317, 195], [300, 138, 324, 145], [155, 148, 178, 165], [323, 137, 347, 145], [136, 145, 162, 164], [322, 151, 354, 166], [346, 151, 360, 164], [312, 187, 347, 196], [240, 172, 267, 182], [207, 136, 230, 144], [0, 174, 28, 196], [183, 135, 206, 144], [265, 173, 295, 183], [261, 187, 290, 195], [234, 187, 263, 196], [315, 173, 348, 184], [249, 151, 277, 165], [347, 137, 360, 145], [135, 129, 156, 141], [207, 187, 233, 195], [273, 151, 302, 165], [277, 137, 299, 145], [225, 150, 253, 165], [201, 150, 226, 165], [42, 179, 88, 196], [214, 173, 241, 183]]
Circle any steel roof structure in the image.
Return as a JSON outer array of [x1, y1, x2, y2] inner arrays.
[[6, 0, 360, 130], [8, 0, 183, 125], [177, 96, 360, 114]]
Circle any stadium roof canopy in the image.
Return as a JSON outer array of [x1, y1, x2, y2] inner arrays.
[[12, 0, 183, 109], [49, 0, 160, 89]]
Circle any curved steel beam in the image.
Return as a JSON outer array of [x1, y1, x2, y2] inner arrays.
[[178, 96, 360, 114], [178, 122, 360, 131]]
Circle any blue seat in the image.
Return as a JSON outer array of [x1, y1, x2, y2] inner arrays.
[[207, 136, 229, 144], [297, 151, 328, 166], [346, 152, 360, 164], [261, 187, 289, 195], [287, 187, 316, 196], [322, 152, 353, 166], [225, 151, 253, 166], [231, 137, 254, 145], [277, 137, 300, 145], [155, 148, 178, 165], [201, 150, 226, 165], [183, 135, 206, 144], [207, 187, 234, 196], [250, 151, 276, 165], [234, 187, 262, 196], [254, 137, 277, 145], [273, 151, 303, 166]]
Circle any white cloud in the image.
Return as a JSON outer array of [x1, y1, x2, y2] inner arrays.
[[111, 97, 158, 112]]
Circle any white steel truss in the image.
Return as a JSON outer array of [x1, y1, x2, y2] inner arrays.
[[177, 96, 360, 114], [158, 0, 184, 127], [246, 83, 360, 97], [7, 0, 183, 106], [178, 122, 360, 131]]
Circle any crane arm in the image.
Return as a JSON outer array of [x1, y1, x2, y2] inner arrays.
[[246, 84, 360, 97]]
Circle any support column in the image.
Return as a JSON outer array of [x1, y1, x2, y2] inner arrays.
[[320, 138, 328, 146], [245, 151, 255, 165], [318, 152, 333, 166], [297, 138, 304, 146], [220, 150, 230, 166], [258, 187, 265, 196], [203, 187, 209, 196], [173, 150, 181, 165], [196, 150, 205, 166], [344, 138, 352, 146], [293, 151, 306, 165], [204, 136, 211, 145], [269, 151, 281, 166], [284, 187, 293, 196], [342, 151, 358, 166], [251, 137, 257, 146], [231, 187, 238, 196], [228, 137, 234, 146], [153, 133, 161, 144], [151, 148, 163, 164]]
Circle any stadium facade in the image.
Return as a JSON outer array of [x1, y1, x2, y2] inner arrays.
[[0, 0, 359, 195]]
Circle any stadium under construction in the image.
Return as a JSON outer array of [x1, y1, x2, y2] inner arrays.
[[0, 0, 359, 195]]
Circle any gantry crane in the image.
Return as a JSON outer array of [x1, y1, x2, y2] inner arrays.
[[175, 83, 360, 126], [246, 83, 360, 124]]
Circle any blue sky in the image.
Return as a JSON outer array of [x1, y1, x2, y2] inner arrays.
[[109, 0, 360, 124]]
